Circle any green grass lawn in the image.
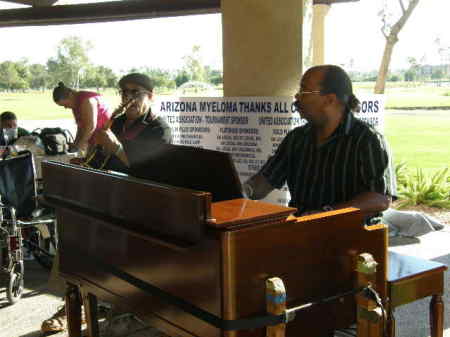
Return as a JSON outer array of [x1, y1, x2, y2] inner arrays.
[[384, 87, 450, 108], [354, 82, 450, 108], [0, 90, 122, 120], [1, 89, 449, 174], [384, 114, 450, 174]]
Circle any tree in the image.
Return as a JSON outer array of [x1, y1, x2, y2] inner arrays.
[[29, 64, 50, 90], [0, 61, 27, 91], [175, 70, 190, 87], [431, 69, 444, 80], [404, 69, 415, 82], [182, 45, 206, 82], [434, 37, 450, 77], [142, 67, 176, 89], [47, 36, 92, 88], [205, 66, 223, 86], [82, 65, 117, 90], [374, 0, 420, 94], [406, 56, 420, 81], [14, 59, 31, 87]]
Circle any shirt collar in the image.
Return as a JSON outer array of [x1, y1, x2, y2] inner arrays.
[[338, 111, 354, 136], [304, 112, 354, 137]]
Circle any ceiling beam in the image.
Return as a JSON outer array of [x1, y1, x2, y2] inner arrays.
[[0, 0, 59, 6], [0, 0, 220, 27], [0, 0, 31, 5], [313, 0, 359, 4]]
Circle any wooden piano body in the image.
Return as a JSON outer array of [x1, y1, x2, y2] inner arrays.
[[42, 154, 387, 337]]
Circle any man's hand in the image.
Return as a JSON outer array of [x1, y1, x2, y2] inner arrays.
[[243, 174, 274, 200], [94, 129, 121, 155]]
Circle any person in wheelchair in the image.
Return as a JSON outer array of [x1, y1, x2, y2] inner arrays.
[[0, 111, 30, 146]]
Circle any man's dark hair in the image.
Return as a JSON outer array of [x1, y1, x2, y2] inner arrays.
[[316, 65, 360, 112], [0, 111, 17, 122], [52, 82, 72, 102], [119, 73, 154, 92]]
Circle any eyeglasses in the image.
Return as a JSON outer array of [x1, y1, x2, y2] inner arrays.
[[296, 90, 322, 96], [118, 88, 150, 98]]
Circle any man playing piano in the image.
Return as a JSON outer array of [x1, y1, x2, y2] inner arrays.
[[243, 65, 395, 223], [41, 73, 172, 334]]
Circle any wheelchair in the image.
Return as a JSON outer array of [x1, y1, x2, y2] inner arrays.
[[0, 150, 57, 305]]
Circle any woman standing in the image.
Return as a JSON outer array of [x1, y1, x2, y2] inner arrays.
[[52, 82, 111, 152]]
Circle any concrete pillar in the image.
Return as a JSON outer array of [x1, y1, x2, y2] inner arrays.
[[312, 4, 330, 66], [222, 0, 303, 97]]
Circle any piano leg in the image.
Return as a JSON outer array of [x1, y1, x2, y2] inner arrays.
[[65, 283, 82, 337], [430, 294, 444, 337], [81, 288, 100, 337], [386, 307, 395, 337]]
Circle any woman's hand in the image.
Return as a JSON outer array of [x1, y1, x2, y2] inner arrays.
[[68, 143, 79, 153]]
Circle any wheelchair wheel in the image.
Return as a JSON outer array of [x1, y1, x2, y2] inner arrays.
[[27, 226, 55, 270], [7, 262, 24, 305]]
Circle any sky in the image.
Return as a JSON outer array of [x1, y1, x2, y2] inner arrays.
[[0, 0, 448, 74], [325, 0, 449, 71]]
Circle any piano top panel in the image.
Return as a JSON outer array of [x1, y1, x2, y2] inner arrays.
[[42, 161, 212, 243]]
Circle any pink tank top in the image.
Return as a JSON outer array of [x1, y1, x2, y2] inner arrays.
[[73, 91, 111, 143]]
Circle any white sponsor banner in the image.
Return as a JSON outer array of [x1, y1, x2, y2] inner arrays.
[[155, 95, 384, 206]]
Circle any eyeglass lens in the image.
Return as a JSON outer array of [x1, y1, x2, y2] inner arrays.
[[120, 89, 142, 96]]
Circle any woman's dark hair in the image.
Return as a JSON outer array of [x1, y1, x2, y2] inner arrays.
[[52, 82, 72, 102], [318, 65, 361, 113], [0, 111, 17, 122]]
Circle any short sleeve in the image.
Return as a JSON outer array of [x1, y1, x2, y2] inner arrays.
[[259, 131, 293, 189], [359, 132, 397, 199]]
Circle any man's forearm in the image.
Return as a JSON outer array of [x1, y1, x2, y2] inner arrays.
[[243, 173, 274, 200], [332, 192, 391, 215]]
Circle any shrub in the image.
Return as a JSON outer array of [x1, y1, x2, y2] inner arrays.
[[395, 164, 450, 209], [395, 161, 409, 187]]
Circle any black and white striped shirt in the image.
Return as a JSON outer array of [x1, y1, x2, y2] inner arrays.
[[260, 112, 396, 215]]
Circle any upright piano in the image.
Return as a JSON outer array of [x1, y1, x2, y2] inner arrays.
[[42, 145, 388, 337]]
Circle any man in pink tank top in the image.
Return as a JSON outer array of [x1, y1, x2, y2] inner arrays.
[[52, 82, 112, 152]]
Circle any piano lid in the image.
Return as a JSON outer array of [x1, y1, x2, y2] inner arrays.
[[210, 198, 297, 229]]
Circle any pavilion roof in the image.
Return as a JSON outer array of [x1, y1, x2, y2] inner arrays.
[[0, 0, 359, 28]]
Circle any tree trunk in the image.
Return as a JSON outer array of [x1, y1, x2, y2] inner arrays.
[[374, 37, 397, 94], [374, 0, 420, 94]]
